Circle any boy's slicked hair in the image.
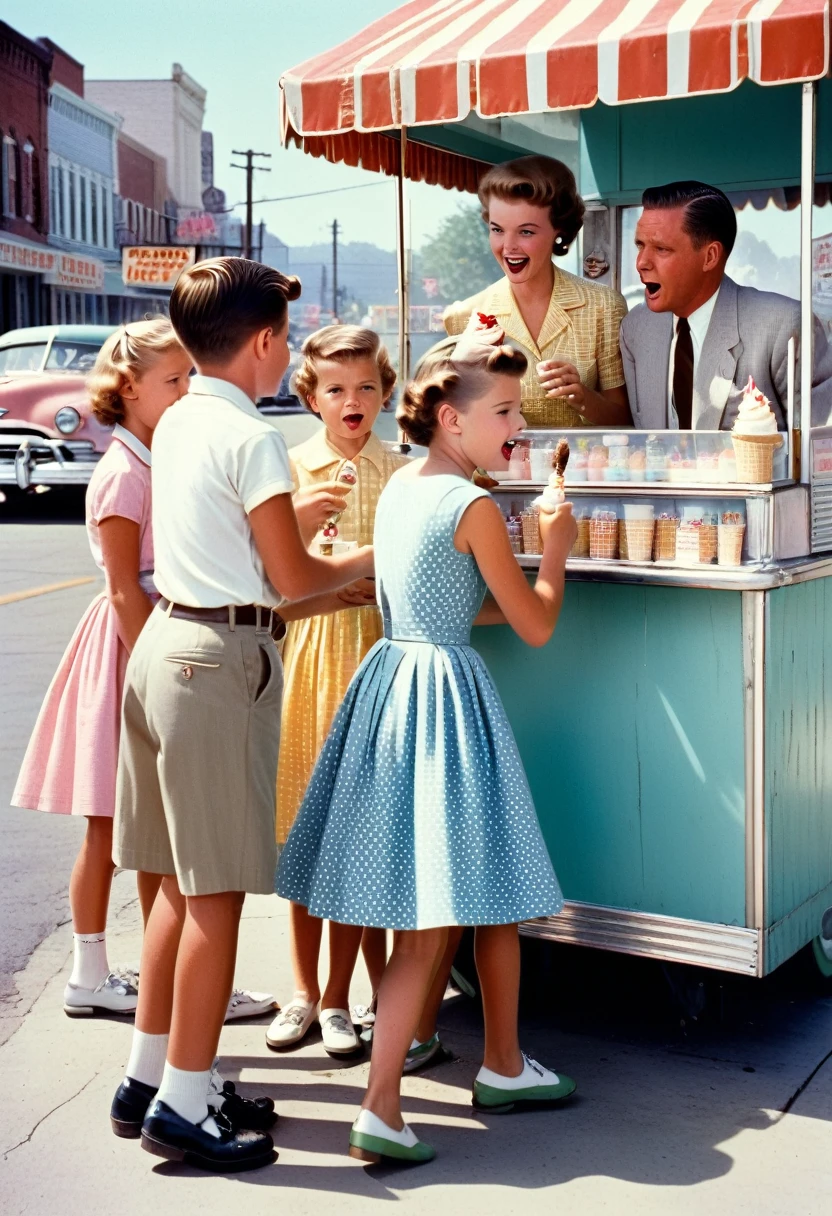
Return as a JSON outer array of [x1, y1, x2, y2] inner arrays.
[[169, 256, 302, 363]]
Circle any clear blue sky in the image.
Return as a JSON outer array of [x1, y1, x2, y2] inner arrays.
[[8, 0, 425, 250]]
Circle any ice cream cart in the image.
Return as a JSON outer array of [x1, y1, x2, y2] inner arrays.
[[280, 1, 832, 978]]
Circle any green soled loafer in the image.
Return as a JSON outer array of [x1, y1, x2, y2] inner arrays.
[[473, 1054, 577, 1114], [348, 1109, 436, 1164]]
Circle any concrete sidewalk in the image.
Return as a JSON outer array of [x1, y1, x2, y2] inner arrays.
[[1, 881, 831, 1215]]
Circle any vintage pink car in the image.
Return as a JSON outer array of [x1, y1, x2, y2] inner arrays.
[[0, 324, 115, 493]]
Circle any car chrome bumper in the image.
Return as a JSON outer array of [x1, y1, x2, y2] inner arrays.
[[0, 435, 102, 489]]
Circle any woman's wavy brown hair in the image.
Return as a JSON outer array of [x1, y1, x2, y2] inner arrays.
[[398, 340, 527, 448], [292, 325, 397, 413], [87, 317, 182, 426], [478, 154, 585, 256]]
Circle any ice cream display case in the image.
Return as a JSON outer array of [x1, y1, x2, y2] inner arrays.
[[469, 425, 832, 979]]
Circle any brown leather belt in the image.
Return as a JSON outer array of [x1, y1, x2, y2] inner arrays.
[[158, 598, 286, 641]]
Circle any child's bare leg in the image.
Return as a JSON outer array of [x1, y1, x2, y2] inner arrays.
[[137, 871, 164, 928], [289, 901, 322, 1002], [135, 875, 186, 1035], [475, 923, 523, 1076], [322, 921, 363, 1010], [68, 816, 115, 933], [363, 927, 447, 1129], [360, 926, 388, 996], [167, 891, 245, 1070], [414, 924, 464, 1043]]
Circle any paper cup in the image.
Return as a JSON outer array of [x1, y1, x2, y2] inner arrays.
[[732, 433, 782, 483], [718, 523, 745, 566]]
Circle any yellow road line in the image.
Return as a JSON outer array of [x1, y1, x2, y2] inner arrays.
[[0, 576, 97, 606]]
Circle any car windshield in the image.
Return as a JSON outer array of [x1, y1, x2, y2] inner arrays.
[[0, 343, 48, 374], [45, 341, 102, 372]]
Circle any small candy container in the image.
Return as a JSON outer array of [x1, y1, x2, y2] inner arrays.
[[590, 506, 619, 560], [508, 441, 531, 480], [529, 443, 555, 483], [628, 441, 646, 483], [646, 434, 668, 482], [567, 439, 589, 484], [587, 442, 608, 481], [604, 433, 630, 482], [678, 436, 697, 483]]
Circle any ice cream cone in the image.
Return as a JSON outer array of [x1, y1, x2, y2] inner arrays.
[[699, 523, 718, 564], [653, 517, 680, 561], [617, 520, 628, 561], [570, 517, 590, 558], [718, 523, 745, 566], [732, 433, 782, 483]]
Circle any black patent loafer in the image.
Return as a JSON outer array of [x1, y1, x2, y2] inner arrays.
[[214, 1080, 277, 1131], [140, 1101, 276, 1173], [111, 1076, 158, 1139]]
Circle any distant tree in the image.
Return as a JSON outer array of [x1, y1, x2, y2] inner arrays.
[[419, 202, 496, 303]]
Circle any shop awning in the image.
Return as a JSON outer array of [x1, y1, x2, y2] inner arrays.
[[281, 0, 829, 185]]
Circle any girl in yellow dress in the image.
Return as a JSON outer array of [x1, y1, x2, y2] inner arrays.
[[267, 326, 407, 1057]]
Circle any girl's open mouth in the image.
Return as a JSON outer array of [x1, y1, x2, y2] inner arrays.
[[343, 413, 365, 431], [504, 256, 530, 277], [501, 439, 517, 461]]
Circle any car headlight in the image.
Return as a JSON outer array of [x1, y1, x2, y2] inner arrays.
[[54, 406, 81, 434]]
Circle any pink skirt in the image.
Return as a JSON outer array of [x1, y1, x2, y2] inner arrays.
[[13, 592, 128, 817]]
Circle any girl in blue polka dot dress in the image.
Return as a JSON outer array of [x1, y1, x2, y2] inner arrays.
[[277, 320, 578, 1164]]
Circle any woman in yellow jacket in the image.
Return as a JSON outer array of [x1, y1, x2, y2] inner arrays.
[[444, 155, 631, 428]]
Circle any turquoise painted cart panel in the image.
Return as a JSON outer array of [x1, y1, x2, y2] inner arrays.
[[473, 584, 746, 926], [765, 579, 832, 971]]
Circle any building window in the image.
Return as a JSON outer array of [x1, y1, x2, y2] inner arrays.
[[91, 181, 99, 247], [68, 171, 76, 239], [57, 166, 65, 235], [22, 142, 34, 223], [50, 164, 58, 234], [80, 176, 88, 243], [3, 136, 19, 218]]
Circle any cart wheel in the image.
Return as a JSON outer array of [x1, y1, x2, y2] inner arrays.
[[811, 934, 832, 980]]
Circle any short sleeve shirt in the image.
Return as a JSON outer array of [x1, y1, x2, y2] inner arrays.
[[85, 425, 153, 575], [151, 375, 294, 608]]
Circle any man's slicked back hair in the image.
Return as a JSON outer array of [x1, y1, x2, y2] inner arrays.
[[642, 181, 737, 257]]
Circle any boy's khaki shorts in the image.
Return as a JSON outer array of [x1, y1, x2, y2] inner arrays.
[[114, 606, 283, 896]]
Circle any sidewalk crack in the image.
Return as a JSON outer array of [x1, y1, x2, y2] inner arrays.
[[779, 1047, 832, 1116], [3, 1073, 98, 1159]]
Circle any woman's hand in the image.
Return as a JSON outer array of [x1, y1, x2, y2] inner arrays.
[[337, 577, 377, 607], [536, 360, 633, 426], [538, 502, 577, 558], [293, 481, 349, 545]]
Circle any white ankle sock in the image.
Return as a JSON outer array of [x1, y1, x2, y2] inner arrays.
[[125, 1030, 169, 1089], [69, 932, 109, 990], [156, 1063, 219, 1137]]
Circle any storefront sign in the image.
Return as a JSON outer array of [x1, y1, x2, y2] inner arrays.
[[0, 238, 56, 274], [176, 210, 218, 241], [48, 253, 105, 291], [813, 437, 832, 478], [122, 246, 195, 287]]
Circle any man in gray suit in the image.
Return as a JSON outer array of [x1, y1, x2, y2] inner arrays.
[[620, 180, 832, 430]]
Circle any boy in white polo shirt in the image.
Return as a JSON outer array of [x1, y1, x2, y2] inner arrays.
[[110, 258, 372, 1173]]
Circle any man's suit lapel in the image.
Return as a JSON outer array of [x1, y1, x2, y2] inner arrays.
[[694, 276, 742, 428], [638, 310, 672, 428]]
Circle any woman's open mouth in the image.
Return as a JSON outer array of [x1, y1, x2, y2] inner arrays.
[[343, 413, 365, 431], [504, 256, 530, 277], [501, 439, 517, 460]]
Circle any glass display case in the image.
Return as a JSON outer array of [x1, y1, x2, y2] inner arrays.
[[489, 429, 810, 571]]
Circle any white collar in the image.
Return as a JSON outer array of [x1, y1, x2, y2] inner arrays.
[[188, 374, 261, 419], [113, 423, 151, 467], [675, 284, 720, 348]]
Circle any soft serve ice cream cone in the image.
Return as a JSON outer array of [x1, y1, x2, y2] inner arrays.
[[732, 377, 782, 482]]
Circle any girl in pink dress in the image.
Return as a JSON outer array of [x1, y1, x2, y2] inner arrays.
[[13, 319, 192, 1016]]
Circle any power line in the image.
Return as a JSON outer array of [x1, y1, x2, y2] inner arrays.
[[228, 181, 387, 209]]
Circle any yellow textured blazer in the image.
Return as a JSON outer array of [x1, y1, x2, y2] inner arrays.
[[443, 269, 628, 428]]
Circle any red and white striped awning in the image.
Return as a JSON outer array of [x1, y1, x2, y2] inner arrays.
[[282, 0, 829, 137]]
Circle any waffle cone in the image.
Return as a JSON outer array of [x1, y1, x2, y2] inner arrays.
[[653, 517, 680, 561], [718, 523, 745, 566], [571, 517, 590, 558], [618, 520, 628, 561], [590, 518, 618, 560], [732, 433, 782, 483], [522, 510, 542, 555]]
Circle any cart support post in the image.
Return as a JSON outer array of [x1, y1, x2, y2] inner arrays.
[[800, 82, 816, 484], [742, 590, 767, 975], [396, 128, 410, 386]]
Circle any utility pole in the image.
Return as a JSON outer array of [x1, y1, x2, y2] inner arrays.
[[331, 219, 339, 320], [230, 149, 271, 259]]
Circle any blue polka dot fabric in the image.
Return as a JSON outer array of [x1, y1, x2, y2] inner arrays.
[[276, 473, 564, 930]]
